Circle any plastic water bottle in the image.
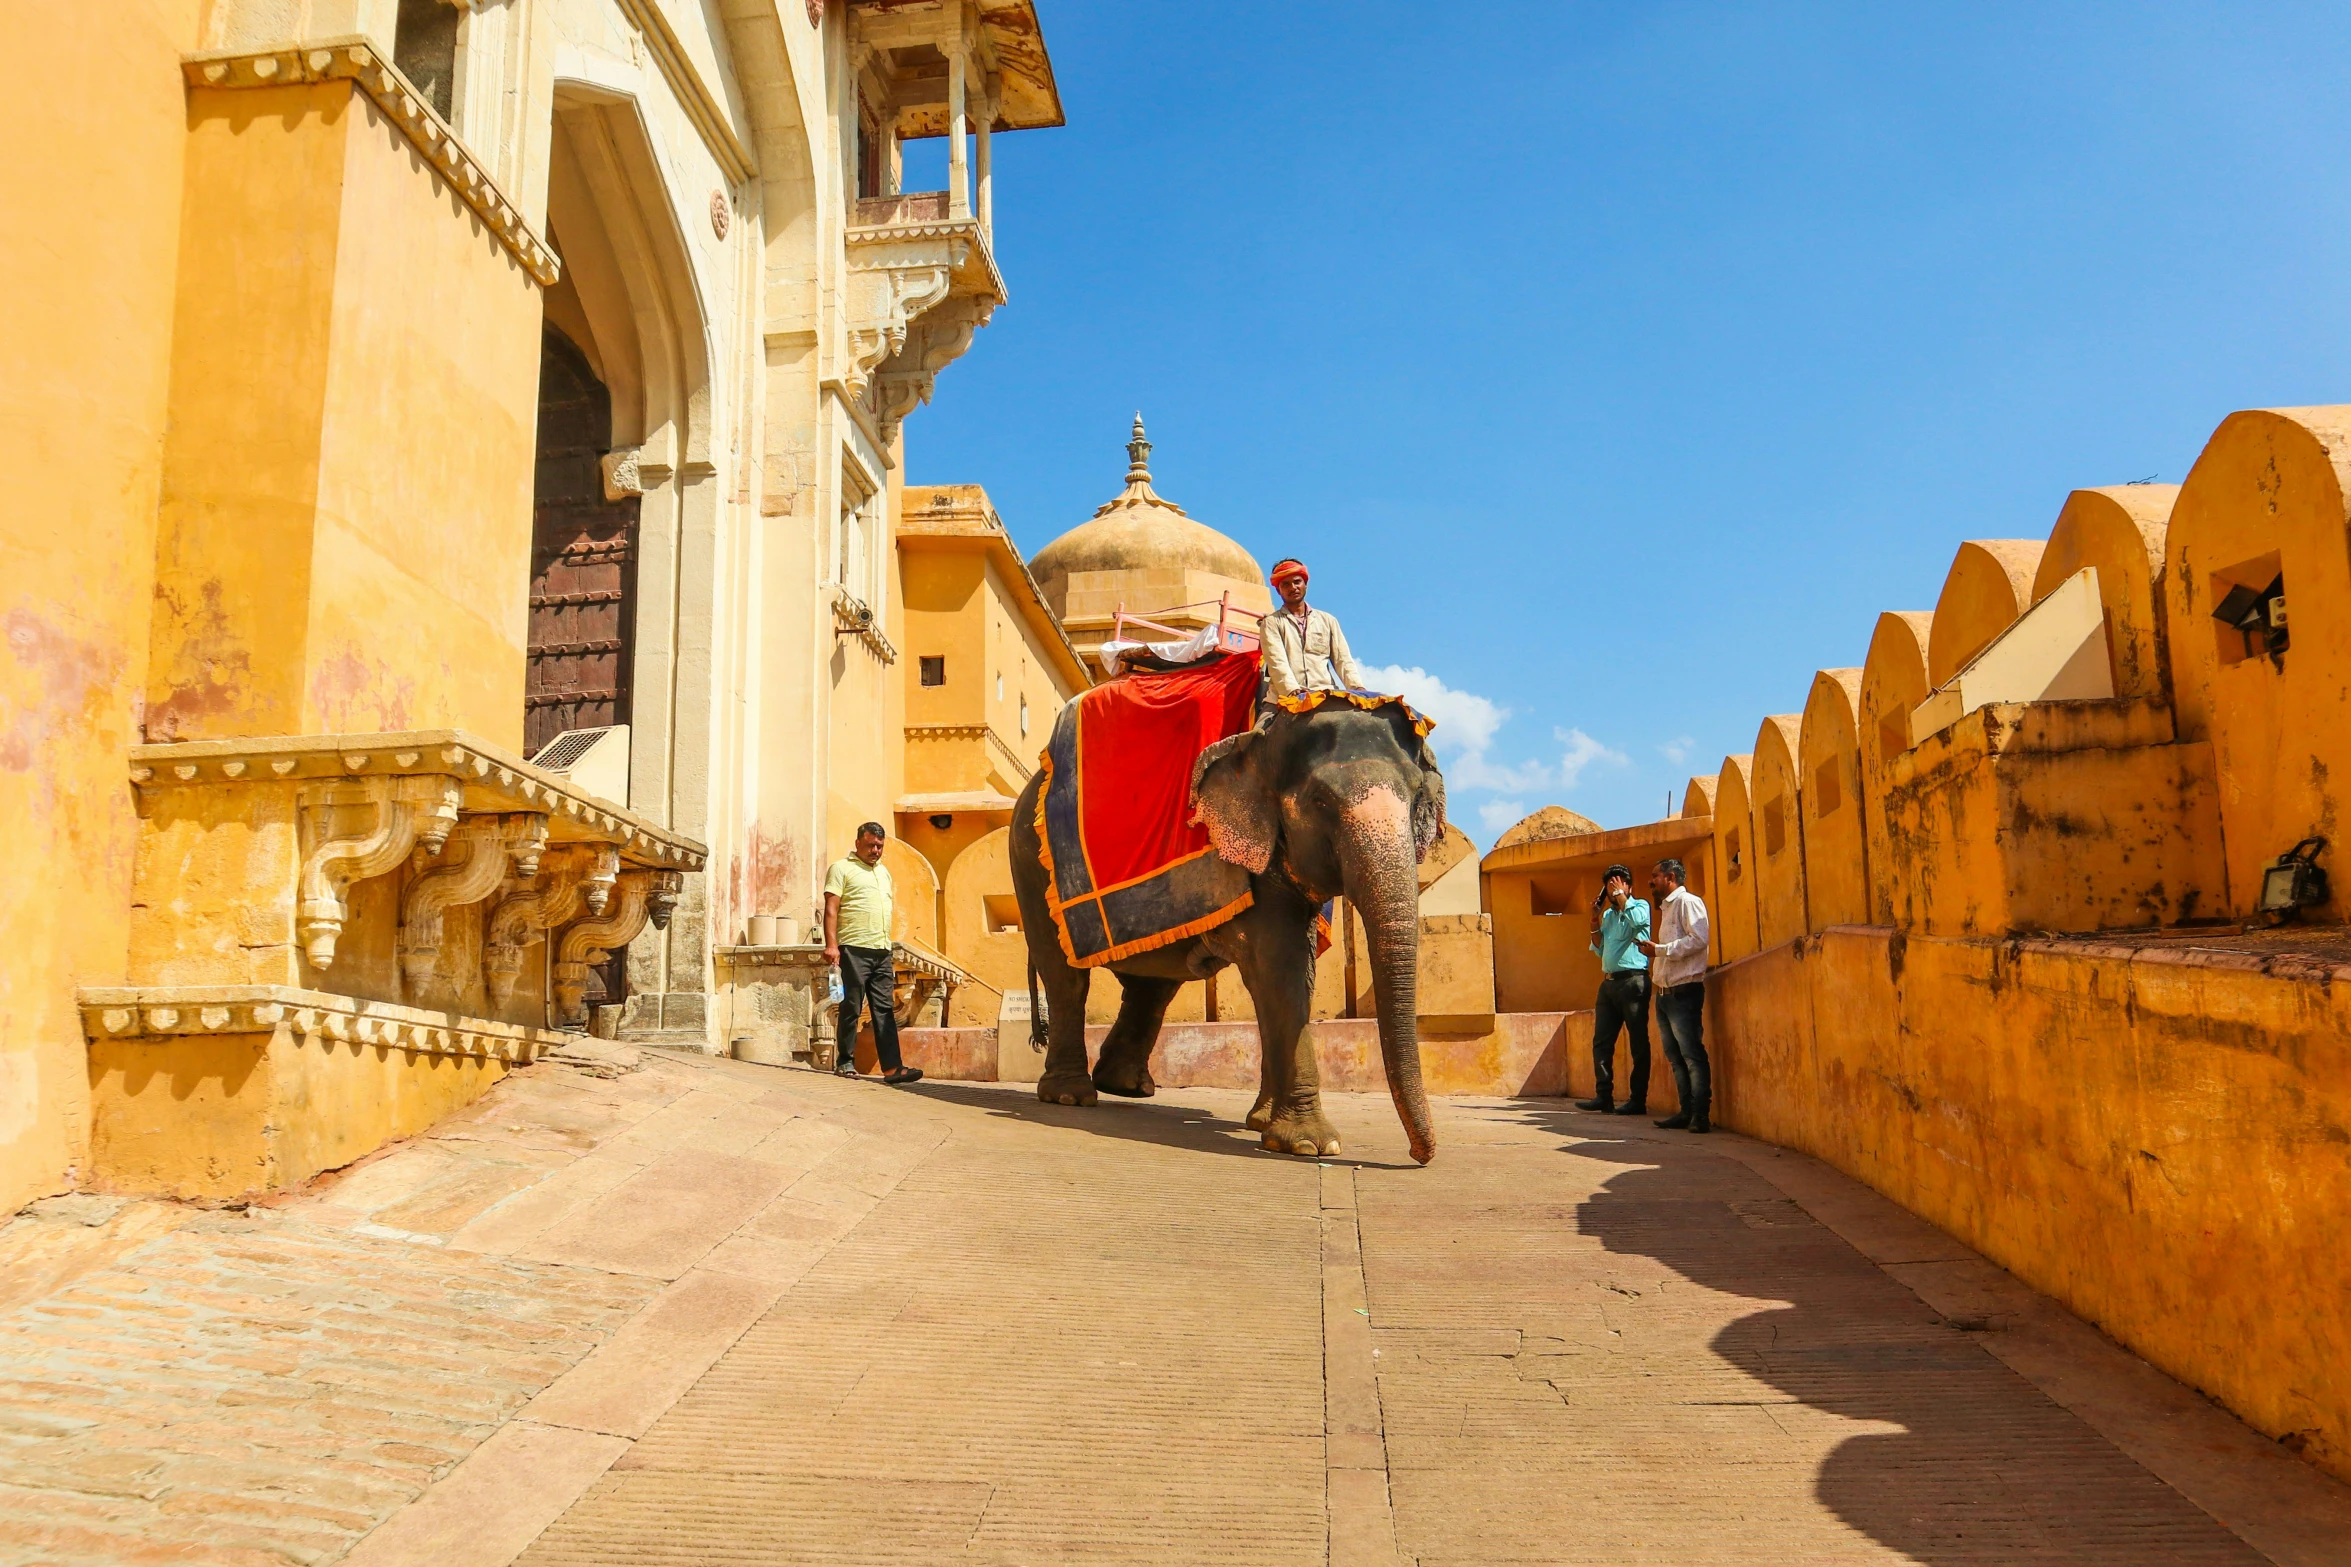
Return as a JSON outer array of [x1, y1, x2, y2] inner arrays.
[[826, 967, 844, 1006]]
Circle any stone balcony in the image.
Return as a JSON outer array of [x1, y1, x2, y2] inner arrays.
[[843, 192, 1005, 442], [85, 730, 708, 1198]]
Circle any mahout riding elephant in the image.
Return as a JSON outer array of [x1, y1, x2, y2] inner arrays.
[[1009, 700, 1444, 1164]]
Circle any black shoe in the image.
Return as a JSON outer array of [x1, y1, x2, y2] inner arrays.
[[1573, 1096, 1613, 1113], [1689, 1107, 1712, 1134], [883, 1066, 925, 1086], [1612, 1102, 1648, 1116], [1654, 1111, 1692, 1129]]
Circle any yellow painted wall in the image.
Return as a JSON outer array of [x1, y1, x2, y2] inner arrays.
[[89, 1028, 509, 1201], [0, 3, 203, 1212], [1878, 699, 2226, 935], [2167, 407, 2351, 920], [1751, 715, 1807, 949], [1709, 927, 2351, 1485], [1710, 754, 1760, 962], [1927, 540, 2045, 687], [1859, 612, 1932, 924], [151, 81, 539, 747], [2037, 485, 2177, 707], [1798, 669, 1868, 930]]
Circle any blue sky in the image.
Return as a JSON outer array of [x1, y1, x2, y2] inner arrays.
[[902, 2, 2351, 844]]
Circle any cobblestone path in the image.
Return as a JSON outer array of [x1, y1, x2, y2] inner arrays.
[[1, 1048, 2345, 1565]]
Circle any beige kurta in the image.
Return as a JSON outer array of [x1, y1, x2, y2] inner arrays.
[[1258, 605, 1366, 702]]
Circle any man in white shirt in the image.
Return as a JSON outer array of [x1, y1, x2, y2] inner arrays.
[[1638, 857, 1712, 1132], [1258, 558, 1366, 703]]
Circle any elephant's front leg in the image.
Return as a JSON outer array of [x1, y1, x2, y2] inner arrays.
[[1234, 896, 1340, 1158]]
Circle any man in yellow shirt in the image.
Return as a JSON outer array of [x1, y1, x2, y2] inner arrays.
[[823, 821, 923, 1085]]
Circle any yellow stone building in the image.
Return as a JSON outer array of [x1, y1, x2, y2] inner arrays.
[[3, 0, 1066, 1210]]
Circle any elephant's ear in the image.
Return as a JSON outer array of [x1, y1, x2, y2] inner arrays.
[[1190, 729, 1277, 874], [1409, 729, 1447, 864]]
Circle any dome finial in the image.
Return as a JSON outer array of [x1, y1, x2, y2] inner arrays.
[[1125, 412, 1152, 484]]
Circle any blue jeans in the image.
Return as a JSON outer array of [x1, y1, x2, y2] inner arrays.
[[1655, 980, 1710, 1111]]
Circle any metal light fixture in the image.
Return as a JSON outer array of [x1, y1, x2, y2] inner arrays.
[[929, 814, 954, 831], [2211, 573, 2288, 656], [2257, 837, 2329, 917]]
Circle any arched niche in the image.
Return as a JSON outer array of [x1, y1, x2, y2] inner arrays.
[[1681, 775, 1718, 819], [1710, 754, 1760, 963], [1860, 611, 1933, 924], [1751, 715, 1807, 950], [1799, 669, 1868, 931], [942, 825, 1123, 1026], [2169, 406, 2351, 917], [1928, 540, 2045, 688], [2036, 485, 2177, 708], [881, 837, 940, 951]]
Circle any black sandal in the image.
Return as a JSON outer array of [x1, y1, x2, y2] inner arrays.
[[882, 1066, 925, 1086]]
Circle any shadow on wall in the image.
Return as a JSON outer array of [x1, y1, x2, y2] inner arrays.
[[1505, 1111, 2268, 1567]]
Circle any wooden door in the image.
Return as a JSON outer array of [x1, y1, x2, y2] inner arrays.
[[527, 327, 638, 756]]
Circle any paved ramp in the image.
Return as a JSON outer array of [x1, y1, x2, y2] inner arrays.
[[2, 1051, 2345, 1566]]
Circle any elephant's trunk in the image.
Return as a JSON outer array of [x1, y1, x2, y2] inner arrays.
[[1338, 786, 1435, 1165]]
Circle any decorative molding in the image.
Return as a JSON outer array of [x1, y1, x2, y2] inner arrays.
[[182, 40, 561, 287], [611, 0, 758, 186], [398, 814, 548, 1002], [552, 869, 680, 1025], [483, 844, 619, 1005], [129, 731, 705, 871], [80, 985, 558, 1065], [296, 776, 464, 970]]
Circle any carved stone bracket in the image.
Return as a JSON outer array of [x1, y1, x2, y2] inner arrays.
[[297, 775, 464, 970], [398, 813, 550, 1003], [552, 869, 683, 1026], [841, 216, 1004, 411], [80, 985, 559, 1065], [482, 844, 620, 1006]]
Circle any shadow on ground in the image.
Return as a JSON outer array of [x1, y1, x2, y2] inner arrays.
[[1499, 1102, 2264, 1566], [898, 1078, 1422, 1169]]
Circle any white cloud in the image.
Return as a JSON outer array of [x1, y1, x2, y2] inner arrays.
[[1358, 664, 1506, 756], [1449, 751, 1553, 794], [1478, 798, 1528, 834], [1659, 735, 1695, 767], [1556, 727, 1630, 788]]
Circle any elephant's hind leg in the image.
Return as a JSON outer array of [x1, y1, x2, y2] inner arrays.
[[1033, 953, 1098, 1108], [1093, 974, 1179, 1097]]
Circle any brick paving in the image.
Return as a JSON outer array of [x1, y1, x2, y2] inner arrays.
[[0, 1048, 2345, 1566]]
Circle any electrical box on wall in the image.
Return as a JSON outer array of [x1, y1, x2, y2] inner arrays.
[[531, 725, 631, 809]]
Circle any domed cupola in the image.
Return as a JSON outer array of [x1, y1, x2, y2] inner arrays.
[[1027, 417, 1272, 668]]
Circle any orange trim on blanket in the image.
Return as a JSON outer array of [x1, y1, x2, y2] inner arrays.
[[1272, 688, 1436, 738], [1032, 743, 1083, 967], [1070, 889, 1254, 968]]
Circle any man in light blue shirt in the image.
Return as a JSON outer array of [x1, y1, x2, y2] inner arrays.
[[1575, 863, 1654, 1115]]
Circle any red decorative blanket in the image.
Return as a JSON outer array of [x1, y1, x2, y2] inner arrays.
[[1036, 652, 1263, 966]]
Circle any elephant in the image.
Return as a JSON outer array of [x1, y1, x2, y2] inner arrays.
[[1008, 699, 1445, 1164]]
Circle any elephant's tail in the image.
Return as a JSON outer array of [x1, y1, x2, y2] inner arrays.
[[1027, 960, 1049, 1048]]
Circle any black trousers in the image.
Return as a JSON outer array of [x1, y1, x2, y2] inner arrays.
[[1655, 980, 1710, 1111], [836, 944, 903, 1073], [1591, 969, 1652, 1107]]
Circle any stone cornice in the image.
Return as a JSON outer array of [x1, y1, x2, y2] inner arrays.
[[182, 39, 561, 287], [129, 731, 705, 871], [79, 985, 560, 1065]]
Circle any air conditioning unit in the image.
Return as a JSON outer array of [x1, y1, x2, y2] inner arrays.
[[530, 724, 631, 808]]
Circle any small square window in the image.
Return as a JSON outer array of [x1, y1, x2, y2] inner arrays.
[[1812, 757, 1842, 817], [1019, 695, 1030, 736], [919, 656, 945, 687]]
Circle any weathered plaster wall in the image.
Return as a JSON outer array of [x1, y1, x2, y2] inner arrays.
[[1927, 539, 2045, 687], [1859, 611, 1933, 924], [2167, 407, 2351, 920], [152, 80, 540, 746], [2037, 485, 2177, 707], [1798, 669, 1867, 930], [0, 2, 203, 1211], [1710, 754, 1760, 962], [1709, 927, 2351, 1485], [1750, 716, 1807, 949]]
